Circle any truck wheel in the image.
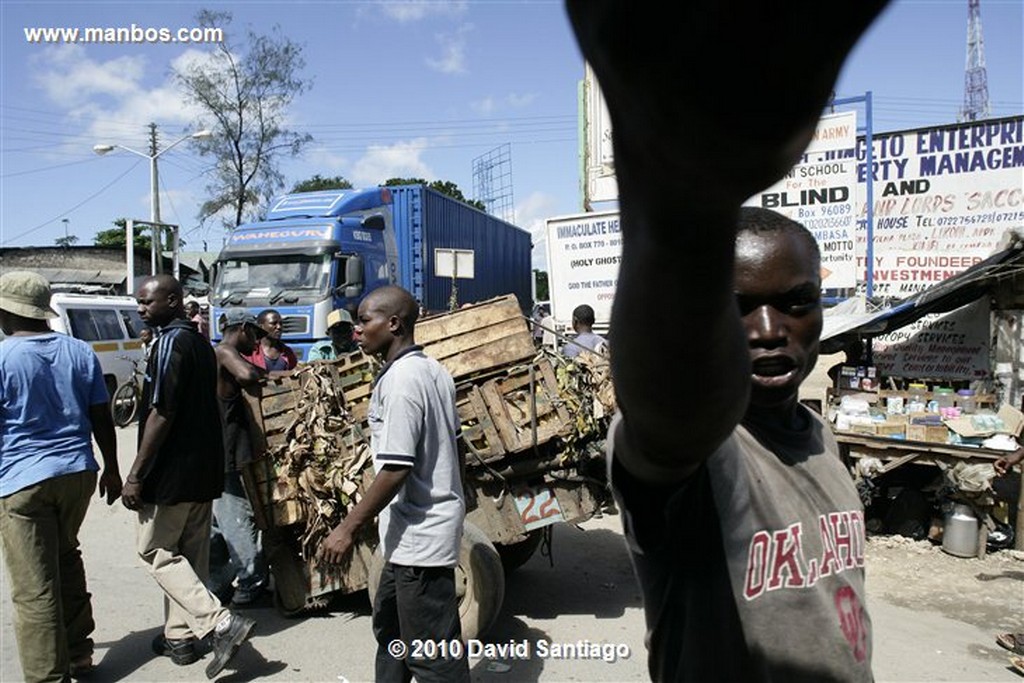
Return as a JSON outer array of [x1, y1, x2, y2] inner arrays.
[[496, 529, 544, 572], [366, 520, 505, 640]]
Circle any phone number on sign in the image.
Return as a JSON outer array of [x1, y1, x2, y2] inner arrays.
[[388, 638, 632, 663]]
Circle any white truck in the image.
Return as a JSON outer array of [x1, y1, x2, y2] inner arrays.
[[543, 210, 621, 338]]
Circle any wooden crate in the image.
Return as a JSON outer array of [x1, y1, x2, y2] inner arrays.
[[485, 357, 571, 454], [243, 353, 376, 529], [456, 384, 506, 462], [418, 295, 535, 380], [455, 357, 572, 461]]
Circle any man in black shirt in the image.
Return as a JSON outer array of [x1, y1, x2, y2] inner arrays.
[[122, 274, 257, 679]]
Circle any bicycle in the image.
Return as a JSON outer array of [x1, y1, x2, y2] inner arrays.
[[112, 355, 146, 427]]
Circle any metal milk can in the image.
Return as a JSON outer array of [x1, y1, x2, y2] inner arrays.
[[942, 503, 980, 558]]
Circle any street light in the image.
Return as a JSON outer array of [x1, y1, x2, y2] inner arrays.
[[93, 125, 212, 285]]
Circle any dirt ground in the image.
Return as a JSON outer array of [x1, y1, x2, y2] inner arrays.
[[866, 534, 1024, 636]]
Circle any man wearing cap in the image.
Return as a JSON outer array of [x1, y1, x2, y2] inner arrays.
[[0, 271, 122, 682], [123, 274, 256, 678], [209, 310, 269, 606], [307, 308, 358, 361]]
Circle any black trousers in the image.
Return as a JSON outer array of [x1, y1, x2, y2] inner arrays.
[[373, 563, 469, 683]]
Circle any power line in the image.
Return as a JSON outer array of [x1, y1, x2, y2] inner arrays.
[[2, 159, 143, 245]]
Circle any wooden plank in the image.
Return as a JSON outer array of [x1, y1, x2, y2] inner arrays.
[[437, 334, 536, 380], [415, 295, 524, 345], [539, 359, 573, 429], [480, 379, 519, 452], [457, 385, 504, 460], [423, 318, 532, 361]]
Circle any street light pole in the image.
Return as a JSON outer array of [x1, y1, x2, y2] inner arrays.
[[93, 124, 212, 281]]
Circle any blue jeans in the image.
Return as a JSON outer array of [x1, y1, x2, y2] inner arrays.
[[210, 470, 267, 599]]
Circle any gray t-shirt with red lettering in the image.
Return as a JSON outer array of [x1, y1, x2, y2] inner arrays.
[[610, 408, 872, 681]]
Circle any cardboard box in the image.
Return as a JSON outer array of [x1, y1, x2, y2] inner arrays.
[[876, 421, 906, 437], [944, 403, 1024, 438], [906, 424, 949, 444]]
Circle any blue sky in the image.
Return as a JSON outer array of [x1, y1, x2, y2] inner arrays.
[[1, 0, 1022, 271]]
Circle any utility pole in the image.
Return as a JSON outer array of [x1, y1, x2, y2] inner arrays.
[[148, 123, 162, 274]]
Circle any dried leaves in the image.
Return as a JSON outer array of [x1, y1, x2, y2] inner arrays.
[[266, 361, 376, 559]]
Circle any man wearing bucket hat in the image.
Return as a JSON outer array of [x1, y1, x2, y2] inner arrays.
[[123, 274, 256, 678], [307, 308, 358, 361], [208, 309, 270, 606], [0, 270, 122, 681]]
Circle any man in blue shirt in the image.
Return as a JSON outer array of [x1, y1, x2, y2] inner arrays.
[[0, 271, 122, 682]]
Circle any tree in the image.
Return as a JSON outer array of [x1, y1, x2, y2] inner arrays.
[[176, 10, 312, 228], [533, 270, 549, 301], [382, 177, 486, 211], [93, 219, 152, 250], [54, 235, 79, 248], [291, 174, 352, 193]]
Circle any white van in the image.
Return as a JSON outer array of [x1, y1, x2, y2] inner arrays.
[[48, 293, 147, 397]]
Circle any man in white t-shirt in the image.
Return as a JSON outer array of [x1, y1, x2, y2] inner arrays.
[[318, 285, 468, 682]]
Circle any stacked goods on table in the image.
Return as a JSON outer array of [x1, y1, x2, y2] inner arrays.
[[242, 295, 616, 598], [831, 386, 1021, 447]]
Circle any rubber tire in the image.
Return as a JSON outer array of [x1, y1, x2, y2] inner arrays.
[[111, 381, 138, 427], [496, 529, 544, 573], [366, 520, 505, 641]]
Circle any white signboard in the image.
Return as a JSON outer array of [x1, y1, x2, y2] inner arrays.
[[854, 116, 1024, 297], [872, 299, 991, 380], [544, 210, 621, 329], [745, 111, 859, 289], [583, 63, 619, 205]]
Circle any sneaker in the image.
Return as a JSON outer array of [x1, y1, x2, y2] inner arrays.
[[151, 634, 199, 666], [231, 585, 269, 607], [205, 614, 256, 679]]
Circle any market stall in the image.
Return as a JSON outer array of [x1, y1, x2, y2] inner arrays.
[[821, 239, 1024, 554]]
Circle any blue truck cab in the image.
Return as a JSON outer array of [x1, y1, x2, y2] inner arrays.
[[210, 185, 533, 359], [210, 187, 396, 357]]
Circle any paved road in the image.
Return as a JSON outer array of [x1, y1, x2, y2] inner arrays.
[[1, 424, 1018, 681]]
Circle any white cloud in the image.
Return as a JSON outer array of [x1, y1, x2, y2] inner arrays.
[[514, 191, 561, 271], [470, 92, 539, 116], [31, 45, 146, 106], [427, 23, 472, 75], [350, 138, 435, 187], [377, 0, 468, 22], [29, 44, 205, 158]]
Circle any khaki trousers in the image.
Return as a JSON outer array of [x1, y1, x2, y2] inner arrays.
[[136, 501, 229, 640], [0, 470, 96, 683]]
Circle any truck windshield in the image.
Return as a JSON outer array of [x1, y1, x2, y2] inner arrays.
[[213, 254, 332, 306]]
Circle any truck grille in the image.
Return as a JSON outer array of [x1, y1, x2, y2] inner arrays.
[[281, 315, 309, 335]]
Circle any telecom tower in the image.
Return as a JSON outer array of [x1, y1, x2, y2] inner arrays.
[[958, 0, 991, 122], [472, 144, 515, 224]]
